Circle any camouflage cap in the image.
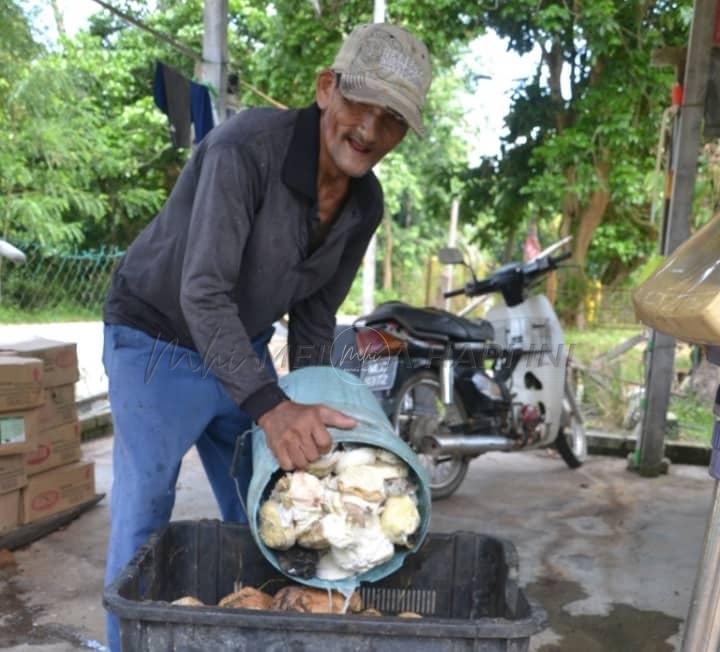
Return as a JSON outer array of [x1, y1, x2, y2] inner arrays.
[[331, 23, 432, 137]]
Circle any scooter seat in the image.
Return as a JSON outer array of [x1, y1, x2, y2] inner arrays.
[[364, 301, 494, 342]]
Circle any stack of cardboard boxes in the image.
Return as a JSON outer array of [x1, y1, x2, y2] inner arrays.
[[0, 339, 96, 535]]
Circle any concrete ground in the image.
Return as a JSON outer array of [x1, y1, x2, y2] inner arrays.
[[0, 321, 714, 650], [0, 437, 713, 651]]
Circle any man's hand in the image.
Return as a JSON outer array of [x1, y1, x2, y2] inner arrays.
[[257, 400, 356, 470]]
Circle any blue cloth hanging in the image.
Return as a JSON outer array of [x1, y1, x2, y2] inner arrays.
[[153, 62, 215, 147], [190, 81, 215, 143]]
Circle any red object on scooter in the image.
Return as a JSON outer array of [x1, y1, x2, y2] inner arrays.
[[356, 326, 407, 357], [520, 404, 542, 427]]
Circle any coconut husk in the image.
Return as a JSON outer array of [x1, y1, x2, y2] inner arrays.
[[218, 586, 273, 610], [270, 586, 363, 614]]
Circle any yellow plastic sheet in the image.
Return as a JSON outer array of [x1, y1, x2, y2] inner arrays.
[[633, 214, 720, 345]]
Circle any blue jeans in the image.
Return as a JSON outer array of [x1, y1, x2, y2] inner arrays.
[[102, 323, 276, 651]]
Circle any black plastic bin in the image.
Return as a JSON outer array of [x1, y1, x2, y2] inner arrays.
[[104, 520, 546, 651]]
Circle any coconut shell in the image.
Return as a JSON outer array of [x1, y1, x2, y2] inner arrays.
[[397, 611, 423, 618], [271, 586, 363, 613], [219, 587, 273, 610], [171, 596, 205, 607], [296, 521, 330, 550]]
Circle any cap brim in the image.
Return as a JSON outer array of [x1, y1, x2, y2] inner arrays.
[[338, 77, 426, 137]]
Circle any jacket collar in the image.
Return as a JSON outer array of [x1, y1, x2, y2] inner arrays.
[[281, 103, 320, 202], [281, 103, 378, 216]]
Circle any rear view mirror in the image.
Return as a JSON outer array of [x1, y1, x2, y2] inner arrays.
[[438, 247, 464, 265]]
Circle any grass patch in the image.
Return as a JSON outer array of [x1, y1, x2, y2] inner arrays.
[[0, 305, 101, 323], [670, 394, 714, 445]]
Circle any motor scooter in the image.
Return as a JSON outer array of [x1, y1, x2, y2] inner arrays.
[[343, 245, 586, 499]]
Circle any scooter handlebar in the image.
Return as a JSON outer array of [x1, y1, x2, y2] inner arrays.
[[445, 278, 496, 298], [444, 251, 572, 300], [443, 287, 466, 298], [549, 251, 572, 266]]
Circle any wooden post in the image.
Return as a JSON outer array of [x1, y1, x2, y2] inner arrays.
[[383, 212, 393, 290], [425, 257, 433, 306], [636, 0, 718, 476]]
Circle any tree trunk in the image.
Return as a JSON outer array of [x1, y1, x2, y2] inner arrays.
[[561, 166, 578, 234], [546, 271, 557, 305], [574, 159, 611, 268], [50, 0, 67, 38], [680, 357, 720, 405], [502, 228, 516, 263], [572, 158, 611, 328]]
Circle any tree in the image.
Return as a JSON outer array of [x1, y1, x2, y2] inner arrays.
[[465, 0, 691, 324], [5, 0, 489, 313], [0, 1, 175, 252], [85, 0, 487, 273]]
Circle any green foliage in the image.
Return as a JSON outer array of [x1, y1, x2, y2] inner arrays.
[[228, 0, 484, 108], [5, 0, 699, 334], [4, 0, 488, 258], [0, 1, 177, 254], [628, 253, 665, 286], [554, 269, 589, 323], [670, 393, 714, 444], [464, 0, 691, 299], [341, 219, 447, 315]]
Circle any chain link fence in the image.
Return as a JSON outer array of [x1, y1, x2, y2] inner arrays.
[[0, 246, 124, 320], [0, 245, 640, 329], [592, 289, 639, 327]]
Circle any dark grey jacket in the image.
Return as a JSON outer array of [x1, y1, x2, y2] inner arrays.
[[104, 104, 384, 420]]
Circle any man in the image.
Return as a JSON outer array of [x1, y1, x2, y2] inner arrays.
[[102, 22, 431, 650]]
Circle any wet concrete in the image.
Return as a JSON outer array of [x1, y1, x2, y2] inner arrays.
[[0, 438, 714, 651], [527, 577, 681, 652]]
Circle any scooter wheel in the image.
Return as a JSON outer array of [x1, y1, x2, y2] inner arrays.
[[391, 370, 469, 500], [555, 395, 587, 468]]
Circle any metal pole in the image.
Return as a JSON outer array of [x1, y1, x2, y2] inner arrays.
[[373, 0, 386, 23], [682, 348, 720, 651], [682, 483, 720, 651], [637, 0, 717, 476], [444, 198, 460, 310], [200, 0, 228, 125], [360, 0, 386, 314]]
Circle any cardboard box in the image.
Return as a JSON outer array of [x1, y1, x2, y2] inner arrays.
[[24, 421, 81, 476], [3, 338, 79, 388], [0, 490, 19, 533], [38, 384, 77, 432], [0, 356, 44, 412], [21, 461, 95, 524], [0, 408, 40, 456], [0, 454, 27, 495]]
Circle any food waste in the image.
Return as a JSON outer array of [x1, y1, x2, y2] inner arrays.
[[258, 445, 421, 580], [170, 446, 424, 617], [171, 585, 422, 618]]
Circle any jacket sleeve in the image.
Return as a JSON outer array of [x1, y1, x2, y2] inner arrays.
[[180, 143, 288, 421], [288, 206, 384, 370]]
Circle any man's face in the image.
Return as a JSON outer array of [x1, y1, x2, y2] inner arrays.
[[316, 72, 408, 179]]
